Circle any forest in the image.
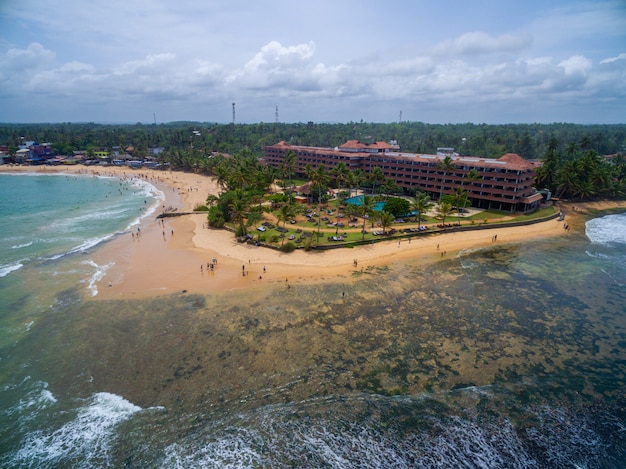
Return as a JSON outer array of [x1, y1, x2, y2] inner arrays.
[[1, 121, 625, 160]]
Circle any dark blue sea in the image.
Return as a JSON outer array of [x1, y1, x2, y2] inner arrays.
[[1, 172, 625, 468]]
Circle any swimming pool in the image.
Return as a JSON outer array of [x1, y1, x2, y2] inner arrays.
[[344, 195, 386, 211]]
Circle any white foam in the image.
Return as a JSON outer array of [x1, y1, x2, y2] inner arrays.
[[11, 392, 142, 467], [11, 241, 33, 249], [82, 259, 114, 296], [586, 213, 626, 246], [0, 261, 23, 278], [9, 381, 57, 426], [125, 181, 165, 230]]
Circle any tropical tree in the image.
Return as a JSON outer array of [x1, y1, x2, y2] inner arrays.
[[436, 155, 455, 200], [535, 137, 560, 190], [360, 195, 376, 240], [277, 203, 296, 246], [311, 164, 329, 205], [310, 164, 329, 238], [332, 161, 349, 194], [378, 211, 395, 234], [383, 197, 410, 218], [350, 168, 365, 198], [304, 163, 315, 203], [280, 150, 297, 203], [368, 167, 385, 195], [450, 187, 470, 222], [246, 210, 263, 241], [228, 191, 249, 237], [411, 192, 433, 227], [465, 168, 481, 189], [382, 178, 401, 196], [344, 202, 358, 222], [436, 201, 453, 225]]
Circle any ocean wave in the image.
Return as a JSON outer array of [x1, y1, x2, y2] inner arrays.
[[0, 261, 23, 278], [47, 206, 137, 231], [157, 390, 626, 469], [586, 213, 626, 246], [8, 392, 142, 468], [11, 241, 33, 249], [44, 233, 116, 261], [2, 379, 56, 420], [82, 259, 114, 296], [125, 181, 165, 230], [161, 408, 537, 468]]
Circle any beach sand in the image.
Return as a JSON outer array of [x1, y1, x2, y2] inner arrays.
[[2, 164, 623, 299]]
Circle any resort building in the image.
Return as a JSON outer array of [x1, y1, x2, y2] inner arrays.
[[263, 140, 543, 213]]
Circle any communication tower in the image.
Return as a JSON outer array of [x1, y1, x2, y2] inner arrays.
[[232, 102, 236, 124]]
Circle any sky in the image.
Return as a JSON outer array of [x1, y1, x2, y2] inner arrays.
[[0, 0, 625, 125]]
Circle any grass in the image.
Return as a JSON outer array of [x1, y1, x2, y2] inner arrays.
[[233, 197, 557, 250]]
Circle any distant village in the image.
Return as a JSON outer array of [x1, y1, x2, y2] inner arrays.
[[0, 141, 164, 169]]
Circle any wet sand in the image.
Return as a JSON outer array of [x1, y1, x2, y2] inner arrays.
[[2, 164, 624, 300]]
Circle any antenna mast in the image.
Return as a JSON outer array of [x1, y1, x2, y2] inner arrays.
[[232, 102, 236, 124], [275, 105, 279, 123], [398, 110, 402, 123]]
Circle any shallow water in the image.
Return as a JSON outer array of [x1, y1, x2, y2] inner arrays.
[[1, 174, 625, 467]]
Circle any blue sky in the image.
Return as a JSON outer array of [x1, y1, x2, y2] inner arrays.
[[0, 0, 624, 124]]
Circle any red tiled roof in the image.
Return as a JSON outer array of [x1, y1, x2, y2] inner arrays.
[[339, 140, 394, 150], [497, 153, 534, 170]]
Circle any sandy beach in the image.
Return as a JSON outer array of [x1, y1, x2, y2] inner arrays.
[[2, 164, 624, 299]]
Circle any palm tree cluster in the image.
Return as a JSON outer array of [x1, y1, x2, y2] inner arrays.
[[206, 150, 277, 233], [535, 138, 626, 199]]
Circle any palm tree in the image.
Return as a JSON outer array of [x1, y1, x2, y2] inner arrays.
[[360, 195, 376, 240], [277, 203, 295, 246], [436, 155, 455, 200], [368, 167, 385, 195], [304, 163, 315, 203], [246, 210, 263, 241], [450, 187, 470, 223], [214, 163, 229, 193], [228, 191, 249, 236], [378, 211, 394, 234], [465, 168, 480, 189], [344, 202, 358, 222], [555, 161, 578, 198], [311, 164, 329, 203], [310, 165, 329, 239], [411, 192, 433, 227], [436, 201, 453, 225], [281, 150, 297, 203], [350, 168, 365, 198], [332, 161, 349, 195]]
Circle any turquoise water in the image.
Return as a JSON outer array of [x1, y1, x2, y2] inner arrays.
[[0, 172, 162, 337], [1, 173, 626, 467], [344, 195, 386, 211]]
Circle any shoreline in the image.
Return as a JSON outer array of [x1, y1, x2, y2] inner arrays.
[[2, 164, 625, 299]]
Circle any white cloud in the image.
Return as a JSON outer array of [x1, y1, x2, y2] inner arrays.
[[244, 41, 316, 72], [600, 53, 626, 65], [112, 53, 176, 76], [558, 55, 592, 76], [0, 42, 55, 75], [0, 1, 624, 123], [432, 31, 532, 56]]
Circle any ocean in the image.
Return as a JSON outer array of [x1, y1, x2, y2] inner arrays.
[[1, 172, 625, 468]]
